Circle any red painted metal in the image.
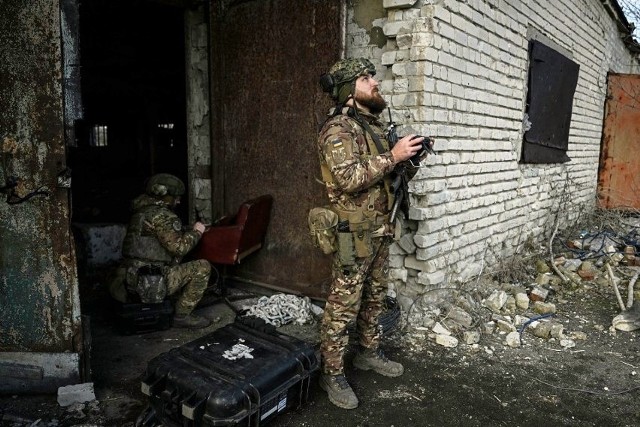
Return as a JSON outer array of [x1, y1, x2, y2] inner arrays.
[[598, 73, 640, 210]]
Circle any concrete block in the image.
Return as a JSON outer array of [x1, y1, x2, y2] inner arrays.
[[57, 382, 96, 407]]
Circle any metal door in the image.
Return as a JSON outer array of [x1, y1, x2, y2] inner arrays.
[[598, 73, 640, 209], [0, 0, 84, 392], [210, 0, 341, 299]]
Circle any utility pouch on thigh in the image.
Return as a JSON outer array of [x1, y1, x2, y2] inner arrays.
[[348, 211, 373, 258], [135, 265, 167, 304], [308, 207, 338, 255], [336, 229, 356, 266]]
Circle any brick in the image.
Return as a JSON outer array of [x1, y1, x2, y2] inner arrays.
[[383, 0, 417, 9], [383, 21, 413, 37], [381, 51, 397, 65], [398, 233, 417, 254], [416, 270, 446, 285]]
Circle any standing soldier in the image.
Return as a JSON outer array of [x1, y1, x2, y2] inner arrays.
[[115, 173, 212, 329], [316, 58, 431, 409]]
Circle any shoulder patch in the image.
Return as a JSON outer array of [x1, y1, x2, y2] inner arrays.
[[329, 138, 346, 164], [172, 220, 182, 232]]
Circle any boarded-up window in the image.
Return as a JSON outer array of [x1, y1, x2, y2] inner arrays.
[[521, 40, 580, 164]]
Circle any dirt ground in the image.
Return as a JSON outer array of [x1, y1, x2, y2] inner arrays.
[[2, 272, 640, 427]]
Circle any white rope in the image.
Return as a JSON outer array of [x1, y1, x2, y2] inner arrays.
[[244, 294, 315, 327]]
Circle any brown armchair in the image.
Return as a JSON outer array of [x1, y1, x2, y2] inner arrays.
[[194, 194, 273, 273]]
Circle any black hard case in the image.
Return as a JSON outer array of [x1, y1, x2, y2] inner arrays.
[[141, 321, 319, 426], [114, 299, 174, 335]]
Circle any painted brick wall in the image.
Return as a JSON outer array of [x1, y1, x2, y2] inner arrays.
[[345, 0, 639, 306]]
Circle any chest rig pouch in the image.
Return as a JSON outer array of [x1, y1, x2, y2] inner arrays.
[[335, 194, 380, 265], [316, 111, 392, 266]]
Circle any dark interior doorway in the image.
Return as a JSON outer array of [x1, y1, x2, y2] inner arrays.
[[69, 0, 188, 224]]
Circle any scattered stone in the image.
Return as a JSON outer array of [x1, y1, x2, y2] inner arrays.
[[529, 286, 549, 302], [568, 331, 587, 340], [495, 319, 516, 333], [623, 246, 636, 264], [529, 321, 552, 339], [483, 321, 496, 335], [421, 317, 436, 329], [57, 383, 96, 407], [435, 334, 459, 348], [553, 256, 567, 265], [504, 296, 517, 313], [533, 301, 556, 315], [560, 339, 576, 348], [611, 252, 625, 264], [535, 259, 551, 273], [505, 331, 521, 348], [432, 321, 451, 335], [535, 273, 552, 285], [549, 323, 565, 339], [463, 331, 481, 345], [577, 261, 597, 280], [514, 315, 529, 327], [491, 313, 511, 323], [483, 290, 508, 312], [566, 271, 583, 283], [567, 240, 583, 249], [563, 258, 582, 271], [612, 311, 640, 331], [515, 293, 529, 310], [447, 306, 473, 328]]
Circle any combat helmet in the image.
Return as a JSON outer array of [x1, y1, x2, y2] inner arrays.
[[146, 173, 185, 198], [320, 58, 376, 103]]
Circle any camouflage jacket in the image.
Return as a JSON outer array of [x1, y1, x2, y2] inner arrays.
[[121, 194, 201, 265], [317, 107, 400, 217]]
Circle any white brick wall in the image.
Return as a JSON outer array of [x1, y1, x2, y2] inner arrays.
[[346, 0, 639, 298]]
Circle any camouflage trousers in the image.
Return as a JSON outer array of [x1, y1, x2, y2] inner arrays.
[[166, 259, 211, 316], [320, 237, 390, 375]]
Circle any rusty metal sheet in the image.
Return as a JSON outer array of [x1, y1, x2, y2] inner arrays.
[[0, 0, 82, 354], [598, 73, 640, 210], [211, 0, 341, 299]]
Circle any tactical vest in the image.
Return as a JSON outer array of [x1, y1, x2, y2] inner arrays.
[[122, 206, 174, 264], [319, 110, 396, 214]]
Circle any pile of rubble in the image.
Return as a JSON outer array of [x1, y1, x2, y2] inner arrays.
[[400, 221, 640, 353]]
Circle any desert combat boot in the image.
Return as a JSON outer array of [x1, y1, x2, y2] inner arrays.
[[353, 348, 404, 377], [173, 313, 211, 329], [319, 374, 359, 409]]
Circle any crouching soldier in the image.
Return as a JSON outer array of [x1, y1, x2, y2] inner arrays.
[[109, 173, 211, 329]]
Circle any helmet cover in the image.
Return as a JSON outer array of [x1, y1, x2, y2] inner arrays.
[[146, 173, 185, 198], [326, 58, 376, 103]]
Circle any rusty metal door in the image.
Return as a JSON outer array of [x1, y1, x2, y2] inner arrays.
[[598, 73, 640, 209], [0, 0, 84, 392], [209, 0, 341, 299]]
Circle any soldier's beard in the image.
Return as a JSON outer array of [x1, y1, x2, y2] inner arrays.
[[355, 89, 387, 115]]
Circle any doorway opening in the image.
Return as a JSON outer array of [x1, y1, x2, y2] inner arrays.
[[68, 0, 188, 224]]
